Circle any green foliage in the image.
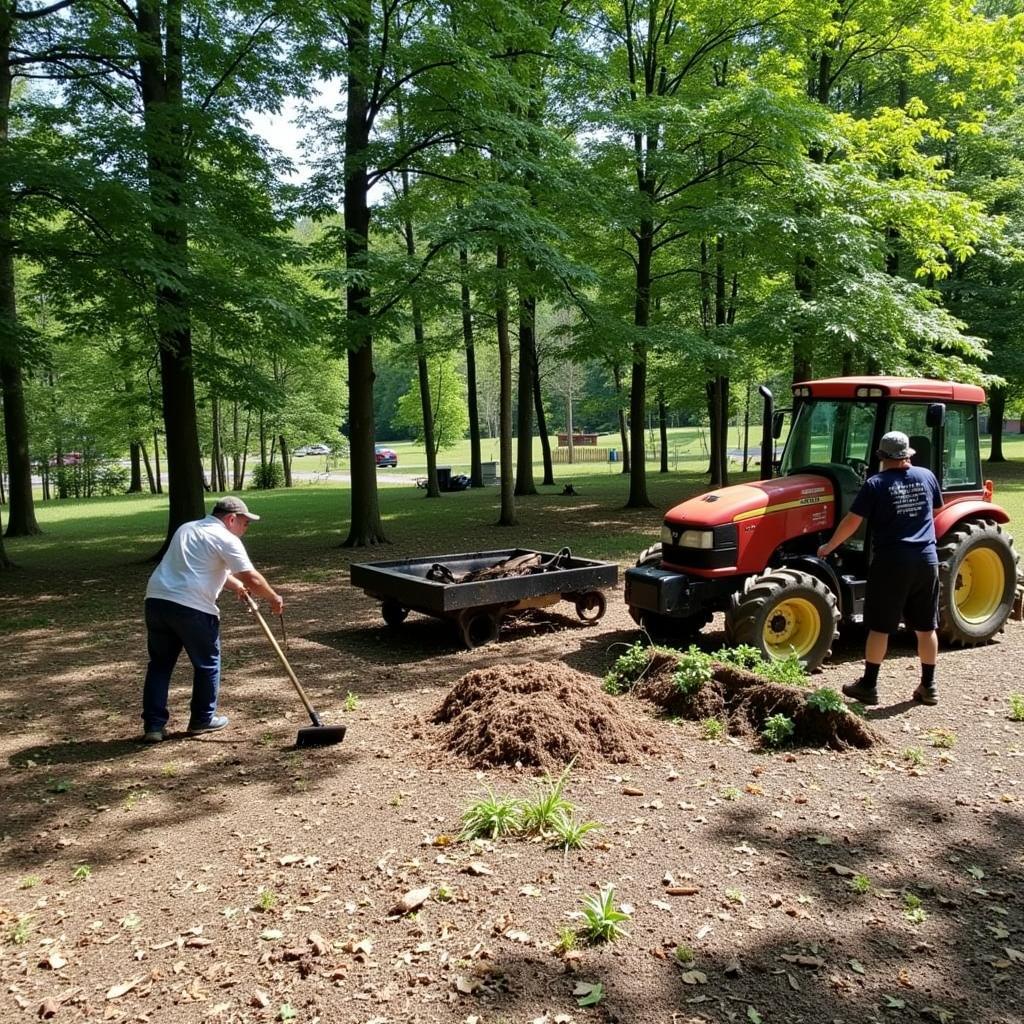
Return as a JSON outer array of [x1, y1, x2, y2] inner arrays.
[[806, 688, 847, 714], [549, 812, 601, 852], [849, 874, 871, 895], [71, 864, 91, 882], [578, 885, 631, 944], [393, 356, 469, 453], [902, 747, 925, 766], [256, 888, 277, 912], [8, 915, 32, 946], [343, 691, 360, 712], [459, 788, 523, 841], [250, 463, 284, 490], [761, 714, 796, 748], [927, 729, 956, 749], [603, 642, 653, 694], [1009, 694, 1024, 722], [672, 647, 713, 696], [699, 717, 725, 740], [674, 944, 695, 964], [554, 926, 578, 953], [520, 765, 574, 836]]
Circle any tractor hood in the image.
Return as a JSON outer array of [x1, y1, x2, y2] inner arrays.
[[664, 474, 833, 529]]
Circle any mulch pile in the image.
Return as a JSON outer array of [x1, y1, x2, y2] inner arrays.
[[431, 661, 661, 769], [630, 650, 880, 750]]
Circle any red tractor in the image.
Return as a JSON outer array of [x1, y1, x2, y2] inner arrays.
[[624, 377, 1019, 670]]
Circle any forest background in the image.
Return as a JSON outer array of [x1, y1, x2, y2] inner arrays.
[[4, 0, 1024, 563]]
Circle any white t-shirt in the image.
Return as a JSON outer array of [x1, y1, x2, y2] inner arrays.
[[146, 516, 255, 616]]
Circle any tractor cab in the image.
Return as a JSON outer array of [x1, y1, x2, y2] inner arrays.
[[624, 376, 1016, 670]]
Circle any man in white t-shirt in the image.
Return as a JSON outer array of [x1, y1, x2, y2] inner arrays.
[[141, 496, 284, 742]]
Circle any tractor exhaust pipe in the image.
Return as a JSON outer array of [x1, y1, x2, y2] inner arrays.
[[758, 385, 774, 480]]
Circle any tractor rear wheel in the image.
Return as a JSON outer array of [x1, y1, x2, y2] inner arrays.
[[937, 521, 1018, 646], [725, 568, 839, 671]]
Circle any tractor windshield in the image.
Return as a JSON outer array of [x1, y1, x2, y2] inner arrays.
[[779, 400, 876, 476]]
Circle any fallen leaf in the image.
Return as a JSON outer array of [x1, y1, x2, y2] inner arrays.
[[787, 972, 800, 991], [206, 1003, 231, 1017], [260, 928, 284, 941], [308, 931, 328, 956], [1005, 947, 1024, 963], [38, 998, 59, 1019], [724, 959, 742, 976], [967, 865, 985, 879], [105, 977, 144, 1001], [392, 887, 431, 915], [884, 995, 907, 1009], [695, 924, 712, 940], [651, 899, 672, 912], [342, 937, 373, 955], [454, 975, 479, 994], [466, 862, 492, 876], [574, 980, 604, 1006], [39, 951, 67, 970], [251, 990, 270, 1009], [849, 959, 866, 975], [781, 954, 825, 968], [747, 1007, 763, 1024], [504, 930, 531, 943]]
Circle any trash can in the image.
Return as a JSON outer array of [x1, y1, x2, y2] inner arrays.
[[608, 449, 618, 463], [436, 466, 452, 491], [480, 461, 497, 485]]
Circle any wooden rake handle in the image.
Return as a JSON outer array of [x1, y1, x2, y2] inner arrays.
[[242, 592, 322, 728]]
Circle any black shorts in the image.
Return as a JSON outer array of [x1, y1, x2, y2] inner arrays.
[[865, 560, 939, 634]]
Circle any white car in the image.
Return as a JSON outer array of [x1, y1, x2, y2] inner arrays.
[[292, 445, 311, 456], [306, 443, 331, 455]]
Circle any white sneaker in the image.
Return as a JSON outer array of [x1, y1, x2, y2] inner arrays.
[[142, 730, 164, 743]]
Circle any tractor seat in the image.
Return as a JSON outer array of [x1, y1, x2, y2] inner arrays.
[[908, 434, 932, 471]]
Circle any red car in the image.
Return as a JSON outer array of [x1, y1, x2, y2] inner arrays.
[[48, 452, 83, 467], [374, 446, 398, 468]]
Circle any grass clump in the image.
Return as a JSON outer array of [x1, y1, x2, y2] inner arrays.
[[459, 787, 523, 840], [603, 642, 654, 694], [554, 926, 578, 954], [699, 717, 725, 740], [256, 888, 278, 912], [927, 728, 956, 749], [578, 885, 631, 944], [550, 812, 601, 851], [761, 713, 795, 748], [71, 864, 91, 882], [903, 891, 927, 924], [902, 747, 925, 767], [806, 687, 846, 714], [520, 765, 573, 836], [848, 873, 871, 895], [1009, 693, 1024, 722], [343, 691, 360, 712], [715, 645, 807, 685], [672, 647, 713, 696]]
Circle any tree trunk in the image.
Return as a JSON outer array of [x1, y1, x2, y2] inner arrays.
[[0, 505, 12, 568], [210, 395, 222, 491], [627, 217, 653, 508], [514, 286, 537, 496], [988, 387, 1007, 463], [532, 343, 554, 486], [129, 442, 143, 492], [279, 435, 292, 486], [460, 247, 483, 488], [613, 363, 630, 474], [0, 8, 39, 537], [137, 0, 205, 554], [141, 441, 157, 494], [152, 429, 163, 493], [496, 245, 516, 526], [341, 9, 386, 546], [658, 389, 668, 473]]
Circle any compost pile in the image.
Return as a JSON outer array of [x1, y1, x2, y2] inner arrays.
[[627, 649, 879, 750], [432, 661, 661, 769]]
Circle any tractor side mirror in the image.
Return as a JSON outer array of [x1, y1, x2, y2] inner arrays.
[[926, 403, 946, 428], [772, 412, 785, 438]]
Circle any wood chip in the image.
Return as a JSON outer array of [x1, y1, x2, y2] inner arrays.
[[391, 886, 431, 915], [666, 886, 699, 896]]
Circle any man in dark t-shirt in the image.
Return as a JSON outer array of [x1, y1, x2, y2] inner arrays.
[[817, 431, 944, 706]]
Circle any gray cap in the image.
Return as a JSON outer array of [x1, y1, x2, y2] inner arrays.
[[212, 496, 260, 520], [877, 430, 915, 460]]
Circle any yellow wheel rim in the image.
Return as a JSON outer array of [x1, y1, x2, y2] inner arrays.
[[955, 547, 1004, 624], [762, 597, 820, 658]]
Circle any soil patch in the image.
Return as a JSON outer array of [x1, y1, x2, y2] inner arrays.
[[431, 660, 661, 769], [629, 649, 880, 749]]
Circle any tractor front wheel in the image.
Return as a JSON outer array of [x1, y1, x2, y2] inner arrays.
[[938, 521, 1018, 646], [725, 568, 839, 671]]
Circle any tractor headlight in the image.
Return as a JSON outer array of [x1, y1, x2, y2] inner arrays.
[[662, 523, 715, 549]]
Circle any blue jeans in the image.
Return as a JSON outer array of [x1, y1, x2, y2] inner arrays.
[[142, 598, 221, 732]]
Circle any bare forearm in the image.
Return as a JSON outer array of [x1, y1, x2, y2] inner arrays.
[[231, 569, 283, 611], [818, 512, 863, 557]]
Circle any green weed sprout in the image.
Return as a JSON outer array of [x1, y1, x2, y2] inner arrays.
[[520, 764, 574, 836], [550, 812, 601, 851], [1009, 693, 1024, 722], [459, 787, 523, 840], [700, 717, 725, 740], [806, 687, 846, 713], [672, 647, 713, 696], [761, 713, 795, 747], [578, 885, 631, 944], [603, 642, 652, 694]]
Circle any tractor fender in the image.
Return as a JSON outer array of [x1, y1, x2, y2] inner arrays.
[[934, 499, 1010, 541], [778, 555, 844, 615]]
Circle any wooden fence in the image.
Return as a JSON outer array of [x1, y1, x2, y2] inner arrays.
[[552, 447, 612, 464]]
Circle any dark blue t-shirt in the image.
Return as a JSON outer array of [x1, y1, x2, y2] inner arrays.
[[850, 465, 944, 564]]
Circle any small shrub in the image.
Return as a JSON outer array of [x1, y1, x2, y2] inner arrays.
[[18, 876, 41, 889], [806, 687, 846, 714], [343, 691, 359, 712], [902, 747, 925, 766], [578, 885, 631, 944], [716, 644, 764, 670], [603, 642, 653, 694], [257, 888, 278, 911], [721, 786, 741, 801], [672, 647, 713, 696], [250, 462, 284, 490], [459, 787, 523, 840], [550, 812, 601, 851], [714, 646, 807, 685], [674, 944, 695, 964], [554, 926, 578, 953], [95, 464, 129, 496], [724, 888, 746, 905], [761, 713, 795, 747], [848, 874, 871, 895], [1009, 693, 1024, 722], [71, 864, 91, 882], [8, 915, 32, 945], [902, 891, 927, 923], [434, 885, 454, 903], [699, 717, 725, 740], [927, 728, 956, 749], [520, 765, 573, 836]]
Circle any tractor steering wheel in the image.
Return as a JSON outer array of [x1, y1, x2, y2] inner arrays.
[[845, 458, 868, 480]]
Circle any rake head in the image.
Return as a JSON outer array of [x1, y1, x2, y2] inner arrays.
[[295, 724, 347, 749]]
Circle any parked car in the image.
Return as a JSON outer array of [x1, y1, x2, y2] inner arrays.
[[48, 452, 83, 467], [306, 443, 331, 455], [292, 445, 311, 457], [374, 445, 398, 468]]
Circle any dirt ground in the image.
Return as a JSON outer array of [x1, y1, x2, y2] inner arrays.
[[2, 531, 1023, 1024]]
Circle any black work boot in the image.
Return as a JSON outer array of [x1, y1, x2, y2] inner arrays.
[[912, 684, 938, 706], [842, 679, 879, 705]]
